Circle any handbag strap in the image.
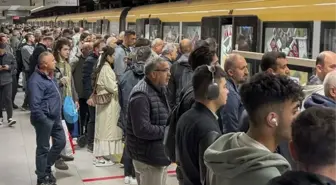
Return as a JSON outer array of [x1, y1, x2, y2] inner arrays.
[[92, 71, 100, 94]]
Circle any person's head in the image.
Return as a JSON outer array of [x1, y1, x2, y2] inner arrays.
[[151, 38, 164, 55], [162, 43, 177, 61], [123, 30, 136, 47], [179, 39, 192, 54], [24, 33, 35, 44], [290, 107, 336, 180], [12, 29, 20, 37], [80, 32, 90, 42], [316, 51, 336, 81], [136, 46, 152, 62], [62, 28, 72, 38], [194, 40, 209, 50], [93, 39, 106, 55], [53, 37, 71, 62], [95, 34, 102, 41], [323, 70, 336, 101], [240, 72, 304, 148], [261, 51, 290, 76], [41, 36, 54, 49], [81, 42, 93, 58], [135, 38, 151, 48], [74, 27, 80, 34], [205, 37, 217, 53], [34, 30, 42, 43], [189, 46, 217, 71], [193, 65, 229, 110], [224, 54, 249, 84], [106, 36, 118, 48], [144, 57, 171, 86], [38, 51, 56, 72], [0, 33, 7, 54], [100, 46, 115, 65], [91, 34, 97, 42], [104, 34, 111, 42]]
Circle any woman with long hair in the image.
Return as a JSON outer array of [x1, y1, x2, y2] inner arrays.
[[53, 37, 79, 169], [92, 46, 122, 167]]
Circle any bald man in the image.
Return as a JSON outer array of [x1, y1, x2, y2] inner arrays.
[[168, 39, 193, 108], [308, 51, 336, 85], [29, 52, 66, 185], [220, 54, 249, 133]]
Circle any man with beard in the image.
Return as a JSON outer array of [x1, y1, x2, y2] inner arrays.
[[221, 54, 249, 133]]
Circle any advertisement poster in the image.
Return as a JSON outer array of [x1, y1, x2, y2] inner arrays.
[[264, 27, 309, 84], [220, 25, 233, 65], [182, 26, 201, 47], [163, 25, 179, 43]]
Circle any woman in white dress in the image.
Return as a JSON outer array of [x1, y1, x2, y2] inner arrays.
[[91, 46, 123, 167]]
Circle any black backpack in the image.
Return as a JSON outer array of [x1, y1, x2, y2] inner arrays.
[[163, 86, 193, 162]]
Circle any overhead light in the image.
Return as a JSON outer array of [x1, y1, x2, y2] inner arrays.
[[8, 6, 20, 10], [314, 3, 336, 6], [31, 6, 44, 12]]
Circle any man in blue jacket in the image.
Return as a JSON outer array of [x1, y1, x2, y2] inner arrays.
[[29, 51, 66, 185]]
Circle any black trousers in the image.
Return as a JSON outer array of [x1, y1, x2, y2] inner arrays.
[[12, 75, 17, 105], [22, 72, 30, 107], [87, 106, 96, 147], [78, 98, 89, 135], [0, 83, 13, 120], [122, 145, 135, 177]]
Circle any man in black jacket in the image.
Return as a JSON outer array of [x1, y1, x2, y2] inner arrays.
[[127, 57, 171, 185], [28, 36, 54, 78], [176, 65, 228, 185], [83, 39, 105, 152]]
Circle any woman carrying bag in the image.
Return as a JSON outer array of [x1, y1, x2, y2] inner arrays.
[[91, 46, 122, 167]]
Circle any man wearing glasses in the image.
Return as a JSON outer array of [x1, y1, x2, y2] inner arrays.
[[126, 57, 171, 185]]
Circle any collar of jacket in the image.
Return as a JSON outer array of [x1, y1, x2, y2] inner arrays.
[[226, 77, 239, 93], [35, 68, 54, 79], [144, 76, 165, 94], [193, 101, 219, 122], [161, 55, 173, 63], [89, 51, 99, 58]]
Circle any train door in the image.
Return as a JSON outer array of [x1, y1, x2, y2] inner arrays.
[[102, 19, 110, 35], [232, 16, 260, 75], [136, 18, 162, 41], [320, 21, 336, 52], [96, 20, 103, 34], [149, 18, 162, 41]]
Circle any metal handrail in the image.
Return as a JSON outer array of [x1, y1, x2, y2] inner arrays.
[[231, 50, 315, 68]]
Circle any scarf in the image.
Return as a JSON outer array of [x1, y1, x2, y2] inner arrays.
[[56, 57, 72, 99]]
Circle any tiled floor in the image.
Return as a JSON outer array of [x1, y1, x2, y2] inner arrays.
[[0, 91, 178, 185]]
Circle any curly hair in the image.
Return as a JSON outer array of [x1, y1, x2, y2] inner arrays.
[[292, 107, 336, 167], [240, 72, 304, 125], [53, 37, 71, 63]]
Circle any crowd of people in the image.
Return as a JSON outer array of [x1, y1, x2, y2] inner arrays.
[[0, 23, 335, 185]]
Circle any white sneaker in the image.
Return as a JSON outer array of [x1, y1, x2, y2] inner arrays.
[[124, 176, 130, 184], [130, 177, 137, 185], [8, 118, 16, 127], [94, 158, 114, 167]]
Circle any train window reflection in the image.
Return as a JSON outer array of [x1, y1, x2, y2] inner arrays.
[[163, 24, 180, 43]]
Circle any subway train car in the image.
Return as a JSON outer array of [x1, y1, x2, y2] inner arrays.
[[27, 0, 336, 84]]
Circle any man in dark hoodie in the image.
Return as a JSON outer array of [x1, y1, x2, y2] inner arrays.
[[118, 46, 152, 185], [168, 39, 193, 108], [304, 70, 336, 109], [268, 107, 336, 185]]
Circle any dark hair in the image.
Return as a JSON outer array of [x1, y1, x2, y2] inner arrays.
[[24, 33, 34, 41], [62, 28, 72, 36], [261, 51, 286, 72], [93, 39, 105, 49], [125, 30, 136, 37], [292, 107, 336, 167], [104, 34, 110, 41], [92, 46, 115, 87], [189, 46, 215, 70], [74, 27, 80, 33], [135, 38, 151, 47], [53, 37, 71, 63], [95, 34, 102, 40], [136, 46, 152, 62], [80, 32, 90, 42], [240, 72, 304, 125], [193, 65, 226, 100]]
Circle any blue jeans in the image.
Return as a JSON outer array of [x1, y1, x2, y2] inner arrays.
[[32, 118, 66, 181]]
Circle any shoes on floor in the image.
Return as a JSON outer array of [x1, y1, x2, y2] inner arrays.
[[37, 175, 56, 185], [130, 177, 137, 185], [87, 144, 93, 153], [8, 118, 16, 127], [54, 158, 69, 170], [93, 158, 114, 167], [60, 154, 74, 161]]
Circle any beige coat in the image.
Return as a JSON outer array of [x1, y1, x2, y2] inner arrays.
[[95, 62, 122, 141]]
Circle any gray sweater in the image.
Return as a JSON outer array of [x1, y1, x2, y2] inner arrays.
[[21, 44, 35, 72]]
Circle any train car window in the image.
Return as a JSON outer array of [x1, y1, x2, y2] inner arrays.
[[163, 23, 180, 43], [93, 22, 97, 33], [149, 24, 159, 41], [109, 22, 119, 35], [128, 23, 136, 31], [320, 21, 336, 52], [182, 22, 201, 48], [263, 22, 313, 85], [145, 24, 150, 39], [221, 25, 233, 60]]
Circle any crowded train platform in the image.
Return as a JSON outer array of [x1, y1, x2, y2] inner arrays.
[[0, 0, 335, 185]]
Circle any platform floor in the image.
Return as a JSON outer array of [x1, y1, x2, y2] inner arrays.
[[0, 91, 178, 185]]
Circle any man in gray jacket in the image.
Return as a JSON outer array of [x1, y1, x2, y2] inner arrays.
[[0, 37, 17, 126]]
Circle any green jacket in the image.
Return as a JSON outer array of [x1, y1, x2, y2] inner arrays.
[[204, 132, 291, 185]]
